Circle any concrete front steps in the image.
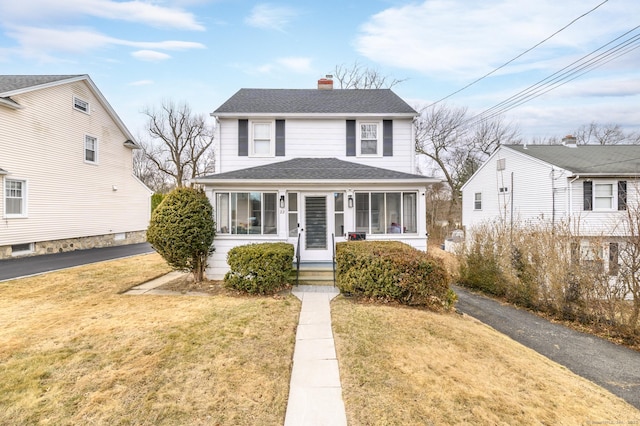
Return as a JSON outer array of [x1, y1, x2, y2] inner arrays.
[[293, 263, 336, 286]]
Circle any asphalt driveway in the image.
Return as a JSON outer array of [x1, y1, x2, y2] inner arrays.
[[454, 285, 640, 410], [0, 243, 155, 282]]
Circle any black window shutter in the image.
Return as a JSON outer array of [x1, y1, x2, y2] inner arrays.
[[275, 119, 285, 156], [618, 181, 627, 210], [238, 119, 248, 156], [346, 120, 356, 156], [383, 120, 393, 156], [583, 181, 592, 211]]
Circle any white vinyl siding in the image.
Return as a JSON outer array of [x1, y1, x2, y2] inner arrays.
[[216, 117, 415, 174], [0, 80, 151, 248]]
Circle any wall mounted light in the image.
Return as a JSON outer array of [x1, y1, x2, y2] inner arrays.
[[112, 185, 118, 192], [279, 195, 285, 208], [348, 194, 354, 208]]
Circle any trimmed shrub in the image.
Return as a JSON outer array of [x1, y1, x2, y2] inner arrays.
[[225, 242, 294, 295], [147, 187, 215, 282], [336, 241, 454, 310], [458, 236, 506, 297]]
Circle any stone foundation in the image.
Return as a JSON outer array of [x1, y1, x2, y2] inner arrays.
[[0, 230, 147, 260]]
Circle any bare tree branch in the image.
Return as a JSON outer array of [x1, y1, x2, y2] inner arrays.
[[331, 61, 407, 89]]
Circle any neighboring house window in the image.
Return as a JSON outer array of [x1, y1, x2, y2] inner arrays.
[[609, 242, 619, 276], [583, 180, 627, 211], [355, 192, 417, 234], [85, 135, 97, 163], [4, 179, 27, 217], [74, 97, 89, 113], [216, 192, 277, 235], [288, 192, 298, 237], [474, 193, 482, 210]]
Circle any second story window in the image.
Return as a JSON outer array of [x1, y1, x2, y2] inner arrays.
[[359, 122, 380, 155], [474, 193, 482, 210], [85, 135, 97, 163], [251, 122, 273, 156]]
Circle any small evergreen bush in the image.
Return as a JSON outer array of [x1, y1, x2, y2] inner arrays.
[[151, 192, 165, 213], [147, 187, 215, 282], [224, 242, 294, 295], [336, 241, 454, 310]]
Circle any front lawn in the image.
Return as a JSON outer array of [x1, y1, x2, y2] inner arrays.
[[332, 297, 640, 425], [0, 253, 300, 425]]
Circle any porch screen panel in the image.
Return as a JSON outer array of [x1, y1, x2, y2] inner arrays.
[[305, 196, 327, 249], [263, 193, 277, 234], [403, 192, 417, 233], [371, 193, 385, 234], [249, 192, 262, 234], [355, 193, 369, 233], [216, 193, 230, 234]]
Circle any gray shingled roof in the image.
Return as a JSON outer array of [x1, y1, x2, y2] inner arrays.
[[0, 75, 84, 95], [213, 89, 417, 115], [197, 158, 434, 181], [507, 144, 640, 175]]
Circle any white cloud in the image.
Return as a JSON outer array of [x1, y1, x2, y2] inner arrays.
[[0, 0, 204, 31], [131, 50, 171, 61], [7, 26, 206, 59], [277, 57, 313, 73], [354, 0, 640, 79], [245, 3, 298, 31]]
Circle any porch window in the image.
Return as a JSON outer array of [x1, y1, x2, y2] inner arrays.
[[216, 192, 277, 235], [288, 192, 298, 237], [355, 192, 418, 234], [334, 192, 345, 237]]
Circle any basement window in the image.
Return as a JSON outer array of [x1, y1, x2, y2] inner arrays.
[[12, 243, 33, 256]]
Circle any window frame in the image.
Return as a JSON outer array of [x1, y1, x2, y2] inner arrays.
[[592, 181, 615, 211], [4, 178, 28, 218], [215, 191, 278, 236], [357, 121, 382, 157], [73, 96, 90, 114], [354, 191, 418, 235], [474, 192, 482, 210], [84, 134, 98, 164], [249, 120, 275, 157]]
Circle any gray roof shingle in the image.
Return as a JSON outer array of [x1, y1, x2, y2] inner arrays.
[[507, 144, 640, 175], [197, 158, 434, 181], [213, 89, 417, 115], [0, 75, 84, 95]]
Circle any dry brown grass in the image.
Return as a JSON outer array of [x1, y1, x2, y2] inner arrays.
[[332, 297, 640, 425], [0, 253, 300, 425]]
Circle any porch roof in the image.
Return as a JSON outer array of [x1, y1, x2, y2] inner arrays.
[[195, 158, 437, 184]]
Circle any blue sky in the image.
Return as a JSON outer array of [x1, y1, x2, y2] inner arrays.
[[1, 0, 639, 142]]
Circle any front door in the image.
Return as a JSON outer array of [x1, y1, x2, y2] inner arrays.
[[300, 194, 332, 261]]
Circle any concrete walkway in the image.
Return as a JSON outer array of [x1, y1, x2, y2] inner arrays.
[[285, 285, 348, 426]]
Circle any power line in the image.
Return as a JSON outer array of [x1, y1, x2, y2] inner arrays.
[[425, 0, 610, 109], [465, 26, 640, 127]]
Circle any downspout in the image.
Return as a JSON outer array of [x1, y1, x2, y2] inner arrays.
[[551, 168, 555, 231], [510, 171, 514, 244], [568, 175, 580, 227]]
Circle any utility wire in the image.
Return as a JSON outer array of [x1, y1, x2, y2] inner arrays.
[[424, 0, 610, 109], [465, 26, 640, 127]]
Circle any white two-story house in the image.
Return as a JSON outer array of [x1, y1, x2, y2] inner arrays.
[[0, 75, 151, 258], [195, 78, 438, 279], [462, 137, 640, 271]]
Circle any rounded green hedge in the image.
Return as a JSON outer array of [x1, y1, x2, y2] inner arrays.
[[336, 241, 455, 310], [224, 242, 294, 295]]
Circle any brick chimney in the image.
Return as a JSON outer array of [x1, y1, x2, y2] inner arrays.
[[317, 76, 333, 90], [562, 135, 577, 147]]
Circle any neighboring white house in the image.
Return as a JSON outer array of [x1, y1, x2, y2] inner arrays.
[[461, 137, 640, 271], [194, 78, 438, 280], [0, 75, 151, 258]]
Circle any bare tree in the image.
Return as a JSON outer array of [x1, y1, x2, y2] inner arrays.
[[142, 100, 216, 188], [331, 61, 406, 89], [573, 122, 628, 145], [415, 104, 519, 222], [132, 139, 173, 192]]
